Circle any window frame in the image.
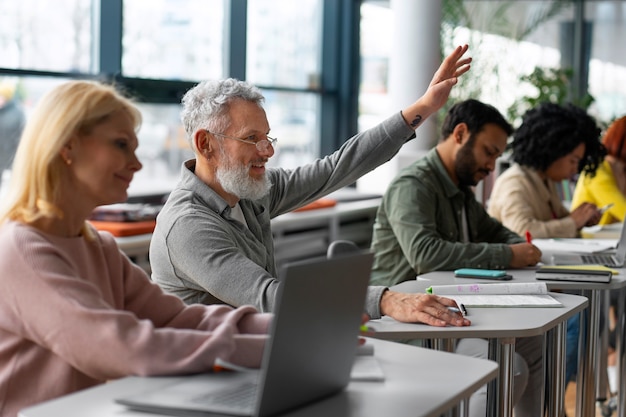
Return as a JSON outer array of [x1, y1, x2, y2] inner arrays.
[[0, 0, 357, 168], [1, 0, 605, 180]]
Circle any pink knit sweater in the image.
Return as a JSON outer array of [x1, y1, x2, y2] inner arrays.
[[0, 221, 271, 417]]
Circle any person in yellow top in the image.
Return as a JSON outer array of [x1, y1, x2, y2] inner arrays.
[[572, 115, 626, 398], [572, 116, 626, 224]]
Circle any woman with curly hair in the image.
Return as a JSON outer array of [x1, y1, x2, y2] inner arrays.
[[488, 102, 605, 387], [488, 102, 605, 239], [572, 115, 626, 224]]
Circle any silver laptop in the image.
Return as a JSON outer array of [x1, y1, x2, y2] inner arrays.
[[552, 222, 626, 267], [116, 251, 374, 417]]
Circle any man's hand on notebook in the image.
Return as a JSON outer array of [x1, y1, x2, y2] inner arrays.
[[379, 291, 471, 326]]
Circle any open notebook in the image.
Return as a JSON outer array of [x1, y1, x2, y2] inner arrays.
[[426, 282, 562, 307], [116, 251, 374, 417]]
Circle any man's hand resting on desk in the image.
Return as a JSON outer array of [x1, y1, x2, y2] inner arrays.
[[379, 290, 471, 326]]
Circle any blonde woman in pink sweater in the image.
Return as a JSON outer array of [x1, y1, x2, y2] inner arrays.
[[0, 81, 271, 417]]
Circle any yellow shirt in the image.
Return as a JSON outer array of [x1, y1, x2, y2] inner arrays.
[[572, 159, 626, 225]]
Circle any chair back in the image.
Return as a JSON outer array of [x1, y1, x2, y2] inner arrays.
[[327, 240, 360, 259]]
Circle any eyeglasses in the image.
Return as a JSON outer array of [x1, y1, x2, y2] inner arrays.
[[206, 130, 277, 152]]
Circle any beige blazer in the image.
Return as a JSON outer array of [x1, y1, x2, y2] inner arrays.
[[488, 164, 577, 238]]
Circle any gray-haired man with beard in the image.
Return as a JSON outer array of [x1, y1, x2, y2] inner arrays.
[[150, 45, 475, 327]]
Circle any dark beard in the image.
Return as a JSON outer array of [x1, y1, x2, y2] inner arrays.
[[455, 136, 479, 186]]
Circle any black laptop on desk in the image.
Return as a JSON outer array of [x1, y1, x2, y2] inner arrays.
[[115, 251, 374, 417]]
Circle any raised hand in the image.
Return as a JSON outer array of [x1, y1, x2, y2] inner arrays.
[[401, 44, 472, 129], [422, 44, 472, 111]]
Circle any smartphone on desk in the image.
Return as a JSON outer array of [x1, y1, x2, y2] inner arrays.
[[454, 268, 513, 280]]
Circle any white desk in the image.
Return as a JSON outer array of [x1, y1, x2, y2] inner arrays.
[[115, 234, 153, 273], [113, 198, 382, 274], [18, 338, 497, 417], [368, 285, 587, 417], [580, 222, 623, 239], [416, 269, 626, 417], [271, 198, 381, 268]]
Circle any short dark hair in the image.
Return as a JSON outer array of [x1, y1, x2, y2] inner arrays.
[[511, 102, 604, 175], [441, 99, 513, 140]]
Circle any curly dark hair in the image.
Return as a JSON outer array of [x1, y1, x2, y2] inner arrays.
[[441, 99, 513, 140], [511, 102, 605, 176]]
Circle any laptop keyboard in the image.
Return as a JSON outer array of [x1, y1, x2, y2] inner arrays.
[[580, 254, 617, 266], [190, 381, 257, 411]]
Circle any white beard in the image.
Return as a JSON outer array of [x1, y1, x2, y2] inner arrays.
[[216, 152, 272, 201]]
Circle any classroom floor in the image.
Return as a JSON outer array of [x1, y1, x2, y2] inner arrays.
[[562, 306, 618, 417], [565, 382, 615, 417]]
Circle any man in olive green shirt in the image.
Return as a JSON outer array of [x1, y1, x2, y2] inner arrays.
[[370, 99, 542, 286], [369, 99, 544, 417]]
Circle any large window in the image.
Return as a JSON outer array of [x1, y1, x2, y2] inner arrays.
[[0, 0, 93, 73], [358, 2, 392, 132], [130, 102, 191, 196], [359, 0, 626, 131], [586, 1, 626, 122], [0, 0, 329, 199], [262, 91, 320, 168], [10, 1, 621, 200], [246, 0, 323, 168], [123, 0, 225, 81], [247, 0, 322, 89], [0, 0, 94, 198]]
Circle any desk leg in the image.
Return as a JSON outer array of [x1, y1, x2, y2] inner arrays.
[[431, 339, 459, 417], [597, 290, 610, 402], [486, 337, 514, 417], [459, 399, 469, 417], [617, 287, 625, 417], [576, 289, 601, 417], [545, 321, 566, 417], [431, 338, 455, 352]]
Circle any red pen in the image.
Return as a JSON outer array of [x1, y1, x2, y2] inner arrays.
[[525, 230, 532, 244]]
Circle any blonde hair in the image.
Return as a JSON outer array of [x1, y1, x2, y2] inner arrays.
[[0, 81, 16, 100], [0, 80, 141, 234]]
